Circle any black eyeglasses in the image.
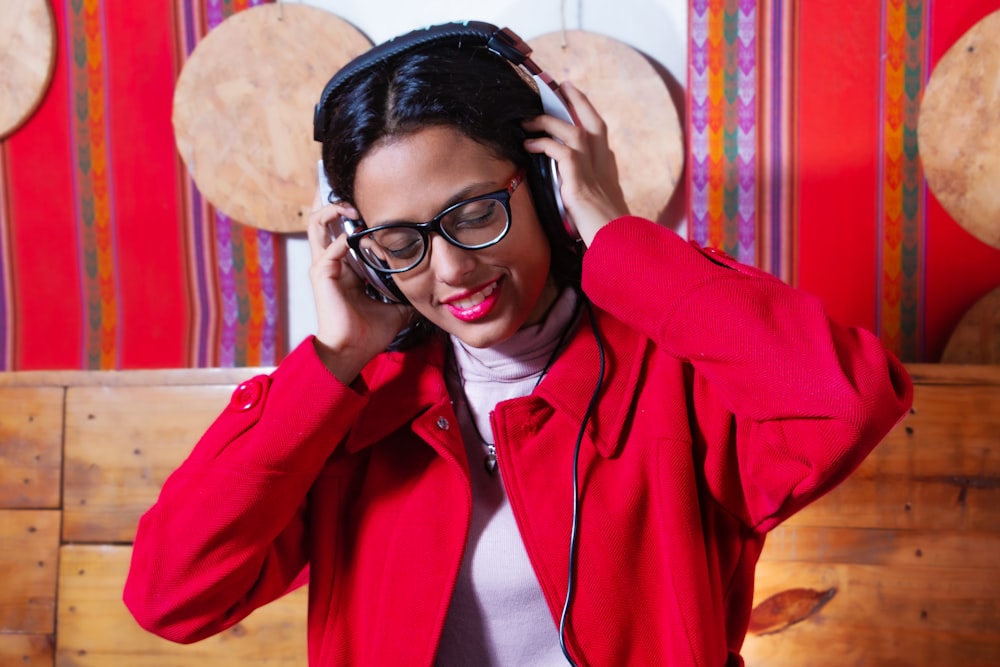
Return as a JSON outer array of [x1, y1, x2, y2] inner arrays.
[[346, 169, 525, 274]]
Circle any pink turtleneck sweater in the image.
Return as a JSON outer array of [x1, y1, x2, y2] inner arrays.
[[435, 287, 580, 666]]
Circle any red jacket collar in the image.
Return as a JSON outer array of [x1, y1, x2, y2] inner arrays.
[[343, 307, 648, 460], [534, 306, 649, 458]]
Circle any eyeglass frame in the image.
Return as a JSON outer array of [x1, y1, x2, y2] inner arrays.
[[345, 168, 526, 274]]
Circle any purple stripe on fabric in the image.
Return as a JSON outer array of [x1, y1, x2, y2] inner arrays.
[[770, 0, 784, 277], [689, 3, 709, 243], [182, 0, 198, 57], [189, 188, 212, 366], [737, 3, 757, 265], [258, 229, 278, 365], [216, 213, 237, 367], [177, 0, 212, 366], [206, 0, 224, 30]]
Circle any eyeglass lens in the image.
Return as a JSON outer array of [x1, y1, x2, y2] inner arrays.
[[356, 197, 510, 272]]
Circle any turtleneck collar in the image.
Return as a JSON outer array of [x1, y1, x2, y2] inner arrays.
[[449, 286, 581, 385]]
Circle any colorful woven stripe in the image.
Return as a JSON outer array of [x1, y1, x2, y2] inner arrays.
[[66, 0, 120, 368], [690, 0, 756, 265], [756, 0, 797, 283], [176, 0, 286, 367], [878, 0, 928, 360], [690, 0, 797, 280]]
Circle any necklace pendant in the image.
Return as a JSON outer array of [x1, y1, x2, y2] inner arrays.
[[484, 445, 497, 474]]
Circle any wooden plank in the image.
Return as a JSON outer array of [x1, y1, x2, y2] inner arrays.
[[782, 382, 1000, 531], [0, 510, 60, 634], [62, 384, 236, 543], [0, 634, 54, 667], [782, 473, 1000, 531], [744, 560, 1000, 666], [873, 384, 1000, 478], [0, 361, 974, 390], [760, 525, 1000, 569], [57, 545, 307, 666], [905, 362, 1000, 386], [743, 620, 1000, 667], [0, 387, 63, 508], [0, 368, 273, 388]]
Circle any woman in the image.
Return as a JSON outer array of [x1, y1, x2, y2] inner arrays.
[[125, 22, 913, 666]]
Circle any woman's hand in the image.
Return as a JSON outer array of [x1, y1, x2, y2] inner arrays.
[[306, 199, 412, 384], [522, 81, 630, 247]]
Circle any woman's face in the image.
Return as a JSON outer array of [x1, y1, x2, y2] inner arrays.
[[353, 125, 558, 349]]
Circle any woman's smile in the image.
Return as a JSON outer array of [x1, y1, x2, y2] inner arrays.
[[442, 277, 503, 321]]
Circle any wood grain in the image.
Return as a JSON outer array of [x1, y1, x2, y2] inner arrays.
[[744, 561, 1000, 666], [781, 382, 1000, 531], [172, 3, 372, 233], [0, 386, 63, 508], [0, 634, 53, 667], [62, 384, 237, 543], [57, 545, 307, 666], [0, 0, 56, 139], [747, 365, 1000, 666], [918, 9, 1000, 250], [0, 367, 273, 388], [0, 364, 997, 665], [528, 30, 684, 223], [941, 285, 1000, 364], [0, 510, 60, 634]]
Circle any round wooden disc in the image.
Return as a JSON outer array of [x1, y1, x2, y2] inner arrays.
[[919, 9, 1000, 250], [941, 284, 1000, 363], [173, 4, 372, 233], [0, 0, 56, 139], [528, 30, 684, 222]]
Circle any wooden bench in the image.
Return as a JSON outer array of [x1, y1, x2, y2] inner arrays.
[[1, 364, 998, 666], [0, 368, 306, 667]]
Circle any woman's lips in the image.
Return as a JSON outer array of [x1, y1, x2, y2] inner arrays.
[[444, 279, 501, 322]]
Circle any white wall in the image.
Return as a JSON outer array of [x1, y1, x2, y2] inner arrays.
[[284, 0, 688, 345]]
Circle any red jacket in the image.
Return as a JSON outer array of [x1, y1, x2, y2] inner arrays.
[[125, 217, 912, 665]]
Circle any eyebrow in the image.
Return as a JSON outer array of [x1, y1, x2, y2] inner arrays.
[[369, 179, 503, 228]]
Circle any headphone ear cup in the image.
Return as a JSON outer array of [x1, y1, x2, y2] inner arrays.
[[526, 153, 578, 245], [327, 217, 409, 305], [345, 250, 409, 305]]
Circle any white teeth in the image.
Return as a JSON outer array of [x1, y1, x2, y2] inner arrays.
[[453, 282, 497, 310]]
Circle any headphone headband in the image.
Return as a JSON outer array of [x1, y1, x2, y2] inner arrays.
[[313, 21, 539, 142]]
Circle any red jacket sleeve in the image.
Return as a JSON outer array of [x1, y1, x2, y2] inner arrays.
[[582, 217, 913, 531], [123, 338, 369, 643]]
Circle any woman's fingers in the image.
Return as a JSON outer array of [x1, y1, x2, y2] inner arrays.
[[559, 81, 607, 137], [306, 201, 359, 263], [522, 81, 630, 245]]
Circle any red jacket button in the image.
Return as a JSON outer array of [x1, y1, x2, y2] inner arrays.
[[230, 379, 263, 411]]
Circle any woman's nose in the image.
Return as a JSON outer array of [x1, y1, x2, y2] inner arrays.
[[427, 234, 476, 284]]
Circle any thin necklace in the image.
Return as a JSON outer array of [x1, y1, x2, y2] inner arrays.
[[452, 295, 582, 474]]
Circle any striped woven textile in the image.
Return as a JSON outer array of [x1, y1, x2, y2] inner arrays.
[[4, 2, 1000, 368], [0, 0, 286, 370], [689, 0, 1000, 362]]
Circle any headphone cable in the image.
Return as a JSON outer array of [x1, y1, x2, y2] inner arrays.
[[558, 298, 605, 666]]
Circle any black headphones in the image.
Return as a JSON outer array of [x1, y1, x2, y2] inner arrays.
[[312, 21, 578, 305]]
